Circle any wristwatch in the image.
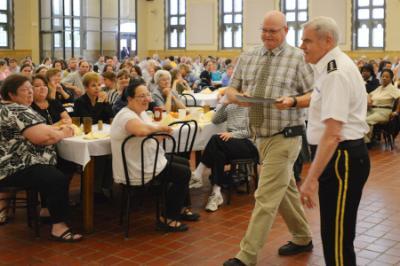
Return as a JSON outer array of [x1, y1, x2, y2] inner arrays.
[[291, 96, 297, 108]]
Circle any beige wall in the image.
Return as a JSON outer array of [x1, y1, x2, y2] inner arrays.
[[3, 0, 400, 62], [0, 0, 39, 62]]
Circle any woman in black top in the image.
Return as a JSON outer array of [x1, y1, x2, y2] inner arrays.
[[46, 68, 74, 104], [73, 72, 114, 200], [73, 72, 113, 123], [31, 75, 71, 125], [361, 64, 380, 94]]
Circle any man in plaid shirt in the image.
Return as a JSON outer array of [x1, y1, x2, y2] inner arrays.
[[224, 10, 314, 266]]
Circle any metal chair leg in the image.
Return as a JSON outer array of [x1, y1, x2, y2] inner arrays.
[[119, 187, 126, 226], [124, 192, 131, 239]]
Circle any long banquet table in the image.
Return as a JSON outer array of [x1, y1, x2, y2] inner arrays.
[[57, 121, 225, 233]]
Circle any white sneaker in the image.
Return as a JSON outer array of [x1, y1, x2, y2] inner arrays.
[[205, 193, 224, 212], [189, 174, 203, 189]]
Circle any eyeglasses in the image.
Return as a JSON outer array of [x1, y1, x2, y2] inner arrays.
[[260, 26, 285, 35], [135, 93, 152, 100]]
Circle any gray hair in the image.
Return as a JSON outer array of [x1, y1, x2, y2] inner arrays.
[[302, 16, 339, 46], [154, 69, 171, 84]]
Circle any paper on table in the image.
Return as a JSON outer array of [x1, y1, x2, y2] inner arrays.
[[83, 132, 109, 140], [236, 95, 280, 104]]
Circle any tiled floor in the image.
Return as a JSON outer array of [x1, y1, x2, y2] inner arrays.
[[2, 143, 400, 266]]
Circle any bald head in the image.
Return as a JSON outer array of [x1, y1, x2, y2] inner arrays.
[[260, 10, 288, 50], [263, 11, 287, 28]]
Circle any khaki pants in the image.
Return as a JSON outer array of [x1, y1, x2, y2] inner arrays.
[[236, 134, 312, 266], [365, 108, 392, 142]]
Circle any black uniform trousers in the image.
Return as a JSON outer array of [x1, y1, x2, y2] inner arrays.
[[311, 139, 370, 266]]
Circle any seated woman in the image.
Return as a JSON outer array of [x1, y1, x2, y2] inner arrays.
[[74, 72, 114, 200], [46, 68, 74, 104], [151, 70, 186, 112], [102, 71, 119, 105], [0, 74, 82, 241], [31, 74, 71, 125], [20, 64, 33, 80], [74, 72, 113, 124], [366, 69, 400, 142], [190, 100, 259, 212], [110, 79, 199, 232], [170, 68, 192, 95], [361, 64, 380, 94]]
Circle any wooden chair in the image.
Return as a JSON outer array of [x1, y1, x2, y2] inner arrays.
[[0, 185, 40, 237]]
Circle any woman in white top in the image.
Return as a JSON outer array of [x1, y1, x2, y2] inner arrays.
[[366, 69, 400, 142], [110, 79, 199, 232]]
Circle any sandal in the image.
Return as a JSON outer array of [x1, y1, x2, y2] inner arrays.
[[0, 207, 9, 226], [156, 219, 188, 232], [50, 229, 83, 243], [180, 209, 200, 222]]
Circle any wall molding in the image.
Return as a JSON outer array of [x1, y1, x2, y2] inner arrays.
[[0, 49, 31, 60], [148, 49, 400, 61]]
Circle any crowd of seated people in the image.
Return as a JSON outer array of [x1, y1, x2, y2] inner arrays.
[[2, 50, 400, 243], [0, 53, 237, 237]]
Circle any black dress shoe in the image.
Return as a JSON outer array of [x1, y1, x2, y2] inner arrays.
[[223, 258, 246, 266], [278, 241, 313, 256]]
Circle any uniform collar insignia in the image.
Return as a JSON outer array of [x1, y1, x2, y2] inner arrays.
[[327, 60, 337, 73]]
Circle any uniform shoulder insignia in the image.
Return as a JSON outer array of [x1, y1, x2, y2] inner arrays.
[[327, 60, 337, 73]]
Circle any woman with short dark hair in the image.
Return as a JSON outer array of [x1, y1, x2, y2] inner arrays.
[[110, 79, 199, 232], [0, 74, 82, 242]]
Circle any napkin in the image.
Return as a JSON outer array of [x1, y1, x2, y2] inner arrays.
[[201, 88, 213, 94], [202, 110, 214, 122], [83, 132, 109, 140], [71, 124, 83, 136]]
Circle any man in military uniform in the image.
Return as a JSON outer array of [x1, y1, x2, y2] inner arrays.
[[299, 17, 370, 266]]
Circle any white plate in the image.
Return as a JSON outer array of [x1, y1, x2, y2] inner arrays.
[[236, 95, 279, 104]]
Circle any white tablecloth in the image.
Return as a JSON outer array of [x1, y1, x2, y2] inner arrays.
[[57, 122, 225, 168], [184, 92, 219, 108], [57, 124, 112, 168]]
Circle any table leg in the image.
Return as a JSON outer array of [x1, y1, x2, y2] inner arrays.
[[195, 151, 202, 166], [82, 158, 94, 233]]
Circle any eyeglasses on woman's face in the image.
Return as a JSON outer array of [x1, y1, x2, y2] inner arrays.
[[134, 93, 152, 100]]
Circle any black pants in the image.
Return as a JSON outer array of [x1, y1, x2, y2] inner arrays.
[[157, 155, 191, 220], [201, 135, 259, 186], [0, 164, 70, 224], [94, 155, 113, 193], [311, 140, 370, 266]]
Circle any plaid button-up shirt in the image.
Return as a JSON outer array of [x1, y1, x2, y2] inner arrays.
[[230, 42, 314, 137]]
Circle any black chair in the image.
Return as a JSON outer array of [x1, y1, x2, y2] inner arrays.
[[0, 186, 40, 237], [180, 93, 198, 107], [372, 98, 400, 150], [168, 120, 198, 159], [119, 133, 176, 238], [223, 157, 259, 205]]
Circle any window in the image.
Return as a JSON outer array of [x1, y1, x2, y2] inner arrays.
[[40, 0, 137, 61], [0, 0, 12, 48], [166, 0, 186, 49], [353, 0, 385, 49], [281, 0, 308, 47], [220, 0, 242, 49]]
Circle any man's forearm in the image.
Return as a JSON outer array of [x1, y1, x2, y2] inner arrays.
[[295, 92, 312, 108]]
